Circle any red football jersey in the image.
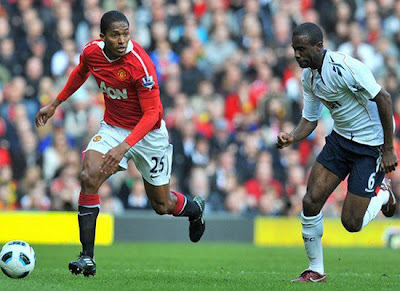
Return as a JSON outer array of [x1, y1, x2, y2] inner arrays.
[[80, 39, 163, 130]]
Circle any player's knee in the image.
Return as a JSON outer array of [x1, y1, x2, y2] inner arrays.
[[341, 216, 362, 233], [302, 193, 322, 215], [79, 170, 98, 190], [150, 200, 169, 215]]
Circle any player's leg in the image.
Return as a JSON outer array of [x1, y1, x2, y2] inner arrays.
[[129, 120, 205, 242], [78, 150, 113, 257], [293, 131, 348, 283], [341, 152, 394, 232], [143, 180, 205, 242], [292, 161, 341, 283], [69, 150, 113, 277]]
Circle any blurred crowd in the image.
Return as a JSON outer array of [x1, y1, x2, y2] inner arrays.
[[1, 0, 400, 217]]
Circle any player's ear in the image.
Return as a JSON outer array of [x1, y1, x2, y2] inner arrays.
[[315, 41, 323, 52], [100, 33, 105, 41]]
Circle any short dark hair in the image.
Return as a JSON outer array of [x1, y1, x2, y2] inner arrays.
[[100, 10, 129, 34], [292, 22, 323, 45]]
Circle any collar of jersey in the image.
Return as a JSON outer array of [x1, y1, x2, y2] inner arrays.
[[96, 40, 134, 63], [317, 49, 328, 76]]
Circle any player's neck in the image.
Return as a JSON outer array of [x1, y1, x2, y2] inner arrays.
[[314, 49, 327, 73], [103, 46, 120, 61]]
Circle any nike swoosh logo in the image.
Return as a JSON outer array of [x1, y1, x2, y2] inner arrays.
[[78, 213, 92, 216], [93, 67, 101, 71], [150, 174, 161, 179]]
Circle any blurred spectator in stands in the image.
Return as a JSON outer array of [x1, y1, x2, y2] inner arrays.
[[50, 164, 80, 210], [179, 46, 204, 96], [285, 164, 307, 216], [98, 181, 124, 214], [209, 118, 233, 159], [0, 165, 18, 210], [1, 76, 38, 124], [18, 165, 42, 198], [42, 124, 71, 181], [24, 56, 43, 100], [150, 40, 179, 84], [383, 0, 400, 38], [64, 93, 91, 149], [245, 152, 283, 207], [204, 25, 237, 73], [125, 180, 151, 210], [338, 22, 383, 74], [210, 149, 236, 207], [0, 37, 22, 77], [225, 185, 252, 215], [20, 180, 51, 210], [259, 187, 285, 216], [51, 39, 79, 77]]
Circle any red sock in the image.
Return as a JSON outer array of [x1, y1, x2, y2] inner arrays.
[[78, 192, 100, 206], [171, 191, 187, 216]]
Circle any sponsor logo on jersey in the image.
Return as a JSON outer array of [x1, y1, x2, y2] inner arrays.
[[100, 81, 128, 99], [142, 75, 155, 89], [117, 68, 128, 81], [93, 135, 102, 142]]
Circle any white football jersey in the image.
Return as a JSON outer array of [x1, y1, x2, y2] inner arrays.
[[302, 50, 383, 146]]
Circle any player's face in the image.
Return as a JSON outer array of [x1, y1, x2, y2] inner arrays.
[[292, 35, 322, 69], [101, 21, 130, 60]]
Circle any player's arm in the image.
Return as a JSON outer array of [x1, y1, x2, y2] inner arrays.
[[276, 71, 321, 149], [342, 56, 397, 172], [276, 118, 318, 149], [373, 89, 398, 173], [35, 57, 91, 127]]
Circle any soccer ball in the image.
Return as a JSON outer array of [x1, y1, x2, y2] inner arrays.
[[0, 240, 36, 279]]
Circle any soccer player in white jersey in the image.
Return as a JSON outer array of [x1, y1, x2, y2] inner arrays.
[[276, 22, 398, 283]]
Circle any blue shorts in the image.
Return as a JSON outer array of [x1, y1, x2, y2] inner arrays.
[[316, 130, 384, 198]]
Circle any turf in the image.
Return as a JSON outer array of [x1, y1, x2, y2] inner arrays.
[[1, 242, 400, 290]]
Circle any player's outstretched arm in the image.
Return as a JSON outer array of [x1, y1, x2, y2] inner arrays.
[[374, 89, 398, 173], [35, 61, 90, 128], [276, 117, 317, 149], [35, 98, 62, 127]]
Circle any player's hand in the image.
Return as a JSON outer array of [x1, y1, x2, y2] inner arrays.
[[100, 141, 131, 175], [381, 148, 398, 173], [35, 104, 56, 127], [276, 132, 294, 149]]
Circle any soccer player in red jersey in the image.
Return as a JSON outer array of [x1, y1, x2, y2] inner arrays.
[[35, 10, 205, 277]]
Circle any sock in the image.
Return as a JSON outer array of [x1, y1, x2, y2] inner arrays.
[[301, 211, 324, 274], [362, 187, 389, 228], [171, 190, 200, 220], [78, 193, 100, 258]]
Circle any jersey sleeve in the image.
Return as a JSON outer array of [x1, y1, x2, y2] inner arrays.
[[301, 71, 323, 122], [124, 52, 161, 147], [56, 55, 91, 102], [342, 56, 381, 100]]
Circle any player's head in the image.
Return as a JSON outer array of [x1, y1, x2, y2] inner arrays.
[[100, 10, 130, 59], [291, 22, 324, 69]]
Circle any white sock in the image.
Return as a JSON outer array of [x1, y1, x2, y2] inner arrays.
[[362, 188, 389, 228], [301, 211, 324, 274]]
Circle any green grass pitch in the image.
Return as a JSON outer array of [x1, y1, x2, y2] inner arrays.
[[1, 242, 400, 290]]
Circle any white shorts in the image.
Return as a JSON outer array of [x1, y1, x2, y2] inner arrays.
[[84, 120, 173, 186]]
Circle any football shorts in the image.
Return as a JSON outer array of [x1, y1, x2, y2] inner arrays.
[[84, 120, 173, 186], [316, 130, 384, 197]]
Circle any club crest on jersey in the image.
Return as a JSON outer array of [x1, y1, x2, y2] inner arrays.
[[117, 68, 128, 81], [93, 135, 102, 142], [142, 75, 155, 89]]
